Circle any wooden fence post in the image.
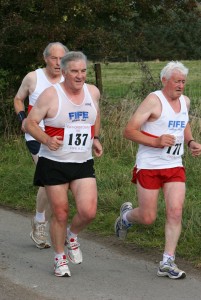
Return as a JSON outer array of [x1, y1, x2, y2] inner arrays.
[[94, 63, 103, 94]]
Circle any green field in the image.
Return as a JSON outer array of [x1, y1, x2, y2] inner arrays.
[[1, 60, 201, 268], [88, 60, 201, 102]]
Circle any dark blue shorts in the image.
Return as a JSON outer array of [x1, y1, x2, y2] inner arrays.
[[26, 140, 41, 155], [34, 157, 96, 186]]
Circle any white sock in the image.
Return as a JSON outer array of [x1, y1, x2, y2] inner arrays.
[[122, 211, 132, 226], [54, 252, 65, 261], [35, 211, 45, 223], [162, 252, 175, 263], [67, 227, 78, 240]]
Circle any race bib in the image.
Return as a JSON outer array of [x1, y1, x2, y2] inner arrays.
[[161, 135, 184, 160], [63, 123, 91, 153]]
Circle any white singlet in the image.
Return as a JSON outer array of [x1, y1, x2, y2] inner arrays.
[[39, 83, 97, 163], [25, 68, 64, 141], [136, 90, 189, 169]]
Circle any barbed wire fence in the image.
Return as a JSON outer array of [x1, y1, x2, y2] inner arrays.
[[1, 60, 201, 137]]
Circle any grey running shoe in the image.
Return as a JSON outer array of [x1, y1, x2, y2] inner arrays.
[[66, 237, 83, 264], [157, 258, 186, 279], [114, 202, 133, 240], [54, 255, 71, 277], [30, 217, 51, 249]]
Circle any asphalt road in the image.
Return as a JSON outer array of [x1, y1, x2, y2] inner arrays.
[[1, 208, 201, 300]]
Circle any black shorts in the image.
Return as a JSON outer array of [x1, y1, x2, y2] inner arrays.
[[26, 140, 41, 155], [34, 157, 96, 186]]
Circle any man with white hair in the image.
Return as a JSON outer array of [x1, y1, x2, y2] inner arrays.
[[115, 61, 201, 279], [14, 42, 69, 249], [25, 51, 103, 277]]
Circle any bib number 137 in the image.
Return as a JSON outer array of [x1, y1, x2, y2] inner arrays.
[[63, 123, 91, 152]]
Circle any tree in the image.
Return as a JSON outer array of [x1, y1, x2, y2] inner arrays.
[[0, 0, 134, 77], [0, 0, 201, 81], [127, 0, 201, 60]]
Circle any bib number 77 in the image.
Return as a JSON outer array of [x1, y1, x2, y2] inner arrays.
[[166, 143, 182, 156], [161, 135, 184, 160]]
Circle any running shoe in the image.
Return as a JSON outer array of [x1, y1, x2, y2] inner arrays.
[[30, 217, 51, 249], [66, 237, 83, 264], [114, 202, 133, 240], [157, 258, 186, 279], [54, 255, 71, 277]]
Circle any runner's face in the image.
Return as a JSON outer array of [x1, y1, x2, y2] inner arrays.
[[45, 46, 67, 77], [162, 71, 186, 100], [63, 60, 87, 91]]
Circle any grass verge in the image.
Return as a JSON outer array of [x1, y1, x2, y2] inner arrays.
[[1, 134, 201, 268]]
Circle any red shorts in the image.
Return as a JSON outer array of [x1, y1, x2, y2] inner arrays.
[[131, 166, 186, 189]]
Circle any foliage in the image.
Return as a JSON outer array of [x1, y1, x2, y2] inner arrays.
[[1, 0, 201, 128], [141, 9, 201, 60], [0, 68, 20, 136], [0, 0, 201, 80], [0, 0, 134, 78]]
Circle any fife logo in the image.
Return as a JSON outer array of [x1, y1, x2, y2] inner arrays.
[[168, 120, 186, 129], [69, 111, 89, 121]]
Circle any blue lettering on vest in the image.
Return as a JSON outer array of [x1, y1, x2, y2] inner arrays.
[[168, 120, 185, 128], [69, 111, 89, 121]]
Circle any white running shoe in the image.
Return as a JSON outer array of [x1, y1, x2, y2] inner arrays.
[[157, 258, 186, 279], [114, 202, 133, 240], [54, 255, 71, 277], [66, 237, 83, 264], [30, 217, 51, 249]]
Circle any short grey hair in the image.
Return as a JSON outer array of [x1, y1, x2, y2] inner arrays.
[[160, 61, 189, 81], [43, 42, 69, 58], [61, 51, 87, 72]]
